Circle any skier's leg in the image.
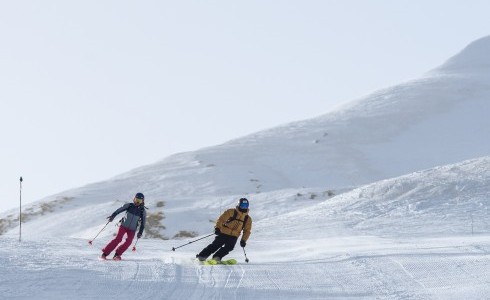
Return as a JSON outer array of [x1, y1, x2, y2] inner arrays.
[[115, 228, 135, 256], [213, 235, 238, 259], [197, 235, 226, 259], [102, 226, 125, 255]]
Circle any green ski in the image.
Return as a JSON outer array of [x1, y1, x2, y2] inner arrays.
[[201, 258, 237, 265]]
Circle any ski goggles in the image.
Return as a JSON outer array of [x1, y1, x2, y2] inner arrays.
[[239, 202, 249, 209]]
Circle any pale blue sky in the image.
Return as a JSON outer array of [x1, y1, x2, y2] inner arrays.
[[1, 0, 490, 212]]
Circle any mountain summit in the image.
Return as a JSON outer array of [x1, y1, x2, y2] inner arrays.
[[438, 35, 490, 73]]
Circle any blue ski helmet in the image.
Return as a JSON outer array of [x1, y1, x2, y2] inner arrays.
[[239, 198, 249, 209]]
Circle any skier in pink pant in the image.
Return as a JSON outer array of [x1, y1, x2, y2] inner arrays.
[[101, 193, 147, 260]]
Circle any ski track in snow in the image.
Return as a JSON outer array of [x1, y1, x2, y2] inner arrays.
[[1, 237, 489, 299]]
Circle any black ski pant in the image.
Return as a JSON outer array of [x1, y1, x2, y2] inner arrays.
[[198, 234, 238, 259]]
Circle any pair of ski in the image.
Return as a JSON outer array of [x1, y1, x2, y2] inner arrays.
[[98, 256, 237, 265], [198, 258, 237, 265]]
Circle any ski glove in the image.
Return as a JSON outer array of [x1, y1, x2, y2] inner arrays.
[[137, 232, 142, 239], [214, 227, 221, 235], [240, 240, 246, 248], [107, 216, 114, 222]]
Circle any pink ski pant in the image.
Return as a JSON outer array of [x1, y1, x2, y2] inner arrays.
[[102, 226, 135, 256]]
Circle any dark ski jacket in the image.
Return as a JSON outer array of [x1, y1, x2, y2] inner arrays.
[[110, 203, 146, 235]]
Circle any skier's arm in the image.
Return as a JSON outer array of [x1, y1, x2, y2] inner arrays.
[[109, 203, 130, 220], [138, 209, 146, 237], [241, 216, 252, 242]]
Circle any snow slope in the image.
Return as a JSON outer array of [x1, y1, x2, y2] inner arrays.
[[1, 36, 490, 299], [3, 37, 490, 240], [1, 157, 489, 299], [258, 156, 490, 239]]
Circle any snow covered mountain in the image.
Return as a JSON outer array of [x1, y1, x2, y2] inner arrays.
[[4, 36, 489, 238], [0, 36, 489, 299]]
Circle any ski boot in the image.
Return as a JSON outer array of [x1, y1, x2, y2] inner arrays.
[[196, 254, 206, 262]]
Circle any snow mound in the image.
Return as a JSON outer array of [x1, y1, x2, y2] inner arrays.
[[257, 156, 490, 239]]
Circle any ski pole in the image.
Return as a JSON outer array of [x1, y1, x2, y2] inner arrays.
[[132, 238, 139, 252], [172, 233, 214, 251], [88, 220, 110, 245], [242, 247, 249, 263]]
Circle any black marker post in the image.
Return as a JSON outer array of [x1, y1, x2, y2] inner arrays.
[[19, 176, 23, 242]]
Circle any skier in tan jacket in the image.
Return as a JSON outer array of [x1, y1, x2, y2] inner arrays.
[[196, 198, 252, 262]]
